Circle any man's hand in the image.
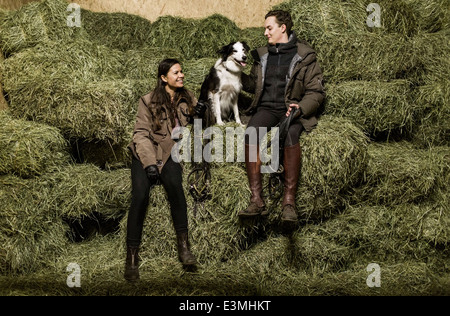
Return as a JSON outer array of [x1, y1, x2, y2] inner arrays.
[[286, 103, 300, 117]]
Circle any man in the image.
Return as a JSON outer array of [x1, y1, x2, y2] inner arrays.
[[239, 10, 325, 225]]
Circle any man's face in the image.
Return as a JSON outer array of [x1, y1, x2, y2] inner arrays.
[[264, 16, 287, 45]]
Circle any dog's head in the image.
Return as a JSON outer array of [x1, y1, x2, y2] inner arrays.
[[218, 41, 250, 68]]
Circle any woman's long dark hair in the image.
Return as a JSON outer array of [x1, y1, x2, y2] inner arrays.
[[149, 58, 194, 130]]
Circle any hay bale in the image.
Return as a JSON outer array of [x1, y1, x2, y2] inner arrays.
[[233, 232, 352, 275], [319, 203, 449, 264], [0, 111, 70, 177], [273, 0, 366, 41], [295, 116, 369, 221], [40, 163, 130, 221], [411, 31, 450, 147], [149, 14, 240, 59], [2, 48, 144, 143], [183, 57, 218, 96], [353, 141, 448, 206], [325, 80, 418, 138], [403, 0, 450, 33], [0, 174, 68, 273], [314, 32, 419, 83], [81, 10, 153, 51], [0, 0, 86, 56], [1, 39, 124, 84]]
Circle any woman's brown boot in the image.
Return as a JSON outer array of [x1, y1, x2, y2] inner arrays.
[[124, 246, 140, 281], [177, 231, 197, 266]]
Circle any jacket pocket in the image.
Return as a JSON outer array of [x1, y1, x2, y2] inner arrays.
[[290, 74, 306, 101]]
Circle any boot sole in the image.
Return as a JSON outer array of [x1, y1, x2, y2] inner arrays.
[[238, 212, 262, 218]]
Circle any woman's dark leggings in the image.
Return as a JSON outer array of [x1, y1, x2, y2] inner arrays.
[[126, 155, 188, 247], [245, 107, 304, 146]]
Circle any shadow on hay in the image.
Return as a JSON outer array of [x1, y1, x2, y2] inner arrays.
[[64, 211, 125, 243]]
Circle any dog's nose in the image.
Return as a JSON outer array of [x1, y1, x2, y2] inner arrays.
[[243, 55, 247, 61]]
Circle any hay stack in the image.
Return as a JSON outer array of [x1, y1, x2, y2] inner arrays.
[[0, 0, 449, 295], [0, 111, 70, 177]]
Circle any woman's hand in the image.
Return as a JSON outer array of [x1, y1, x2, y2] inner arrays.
[[194, 101, 207, 117], [145, 165, 160, 183]]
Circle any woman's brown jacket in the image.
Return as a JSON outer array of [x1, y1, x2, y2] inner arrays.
[[128, 91, 197, 172]]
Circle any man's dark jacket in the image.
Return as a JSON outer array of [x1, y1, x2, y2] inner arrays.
[[241, 32, 326, 132]]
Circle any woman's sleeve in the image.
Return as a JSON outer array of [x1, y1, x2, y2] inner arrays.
[[132, 98, 157, 168]]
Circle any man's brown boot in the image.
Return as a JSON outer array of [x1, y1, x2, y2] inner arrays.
[[281, 143, 302, 224], [239, 144, 265, 218]]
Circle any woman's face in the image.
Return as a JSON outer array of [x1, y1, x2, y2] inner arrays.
[[161, 63, 185, 91]]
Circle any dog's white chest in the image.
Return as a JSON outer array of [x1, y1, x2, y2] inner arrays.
[[217, 67, 242, 92]]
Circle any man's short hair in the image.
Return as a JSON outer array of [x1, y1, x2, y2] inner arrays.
[[265, 10, 293, 35]]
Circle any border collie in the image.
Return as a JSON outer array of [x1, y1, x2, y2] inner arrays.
[[199, 41, 250, 125]]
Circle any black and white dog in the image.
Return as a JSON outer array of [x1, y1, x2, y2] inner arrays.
[[199, 41, 250, 125]]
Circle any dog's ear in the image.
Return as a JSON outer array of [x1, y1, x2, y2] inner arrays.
[[241, 41, 251, 52], [217, 43, 233, 61]]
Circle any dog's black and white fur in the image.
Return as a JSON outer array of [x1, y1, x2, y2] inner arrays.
[[199, 41, 250, 125]]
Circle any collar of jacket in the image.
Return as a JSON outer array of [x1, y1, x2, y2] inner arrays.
[[268, 31, 298, 54], [250, 31, 317, 86]]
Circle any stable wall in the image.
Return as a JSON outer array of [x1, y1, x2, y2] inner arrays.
[[0, 0, 284, 27]]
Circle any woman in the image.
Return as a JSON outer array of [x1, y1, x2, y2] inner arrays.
[[125, 59, 206, 281]]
